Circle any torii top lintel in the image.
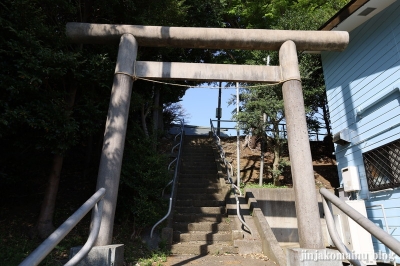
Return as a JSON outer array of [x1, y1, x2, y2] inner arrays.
[[66, 22, 349, 52]]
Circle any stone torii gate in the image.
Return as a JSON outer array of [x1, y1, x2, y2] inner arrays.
[[66, 22, 348, 259]]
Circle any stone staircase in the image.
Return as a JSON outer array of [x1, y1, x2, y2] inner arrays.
[[170, 136, 240, 255]]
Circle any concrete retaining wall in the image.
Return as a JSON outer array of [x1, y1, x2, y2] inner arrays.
[[245, 188, 330, 247]]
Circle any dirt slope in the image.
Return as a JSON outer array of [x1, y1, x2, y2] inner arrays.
[[220, 137, 339, 189]]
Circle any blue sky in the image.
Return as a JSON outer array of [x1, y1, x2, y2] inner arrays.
[[180, 86, 239, 136], [180, 84, 328, 139]]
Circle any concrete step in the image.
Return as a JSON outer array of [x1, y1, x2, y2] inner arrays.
[[226, 204, 252, 216], [181, 163, 217, 169], [180, 169, 217, 174], [181, 167, 217, 173], [181, 155, 215, 160], [183, 151, 214, 154], [176, 193, 226, 201], [226, 197, 249, 205], [175, 206, 226, 215], [179, 174, 219, 180], [170, 243, 238, 255], [183, 148, 213, 151], [182, 151, 214, 155], [175, 199, 226, 207], [178, 182, 220, 189], [173, 232, 233, 244], [174, 213, 225, 223], [170, 137, 239, 256], [177, 187, 221, 194], [173, 222, 232, 233], [226, 195, 253, 216], [181, 158, 215, 162], [181, 160, 216, 165], [233, 239, 263, 255]]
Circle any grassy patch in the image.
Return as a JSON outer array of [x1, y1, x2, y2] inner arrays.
[[0, 213, 170, 265], [239, 182, 287, 194], [0, 204, 92, 266], [137, 250, 169, 266], [243, 183, 287, 189]]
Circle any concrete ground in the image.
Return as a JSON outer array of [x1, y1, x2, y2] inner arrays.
[[164, 253, 277, 266]]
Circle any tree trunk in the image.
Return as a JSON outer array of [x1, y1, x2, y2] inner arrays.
[[35, 154, 64, 238], [272, 120, 281, 186], [141, 104, 150, 137], [152, 87, 160, 149], [152, 87, 160, 135], [272, 145, 281, 186], [83, 134, 93, 178], [322, 102, 331, 136], [322, 102, 334, 158], [158, 108, 164, 133], [249, 135, 257, 150], [34, 74, 77, 239]]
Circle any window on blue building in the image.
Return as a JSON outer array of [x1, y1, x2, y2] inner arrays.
[[363, 139, 400, 191]]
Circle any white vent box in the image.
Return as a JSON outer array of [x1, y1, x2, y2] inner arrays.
[[342, 166, 361, 192]]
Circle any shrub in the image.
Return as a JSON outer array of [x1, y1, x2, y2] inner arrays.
[[118, 123, 170, 232]]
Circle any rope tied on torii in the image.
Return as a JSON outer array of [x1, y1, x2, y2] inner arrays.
[[114, 73, 302, 88]]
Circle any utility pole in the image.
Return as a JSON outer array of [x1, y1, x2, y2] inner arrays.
[[236, 82, 240, 188], [260, 56, 270, 186], [217, 81, 222, 137], [259, 113, 267, 186]]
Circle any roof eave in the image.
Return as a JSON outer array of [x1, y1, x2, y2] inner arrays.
[[319, 0, 369, 31]]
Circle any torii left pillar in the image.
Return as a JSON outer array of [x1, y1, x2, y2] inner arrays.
[[94, 34, 137, 246]]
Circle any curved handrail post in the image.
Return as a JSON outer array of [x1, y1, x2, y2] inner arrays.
[[65, 198, 104, 266]]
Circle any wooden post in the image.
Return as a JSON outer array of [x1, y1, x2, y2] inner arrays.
[[94, 34, 138, 246], [279, 40, 324, 249]]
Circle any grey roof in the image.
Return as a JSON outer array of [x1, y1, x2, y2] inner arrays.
[[169, 124, 229, 137]]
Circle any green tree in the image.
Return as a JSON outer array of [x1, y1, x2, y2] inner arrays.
[[224, 0, 349, 184], [231, 83, 287, 185], [272, 3, 349, 136], [1, 0, 84, 238], [0, 0, 229, 239]]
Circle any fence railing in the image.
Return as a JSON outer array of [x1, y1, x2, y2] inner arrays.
[[210, 119, 328, 141], [320, 187, 400, 266], [210, 119, 253, 235], [151, 119, 184, 238], [19, 188, 106, 266]]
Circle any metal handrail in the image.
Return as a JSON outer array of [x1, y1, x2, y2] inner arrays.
[[20, 188, 106, 266], [168, 158, 177, 170], [210, 119, 328, 141], [171, 143, 180, 153], [210, 119, 253, 235], [320, 187, 400, 265], [151, 119, 184, 238], [162, 180, 174, 197]]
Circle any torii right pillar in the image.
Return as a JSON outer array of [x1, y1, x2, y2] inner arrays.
[[280, 41, 341, 265]]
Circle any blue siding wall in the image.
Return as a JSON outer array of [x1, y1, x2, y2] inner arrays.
[[321, 0, 400, 262]]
